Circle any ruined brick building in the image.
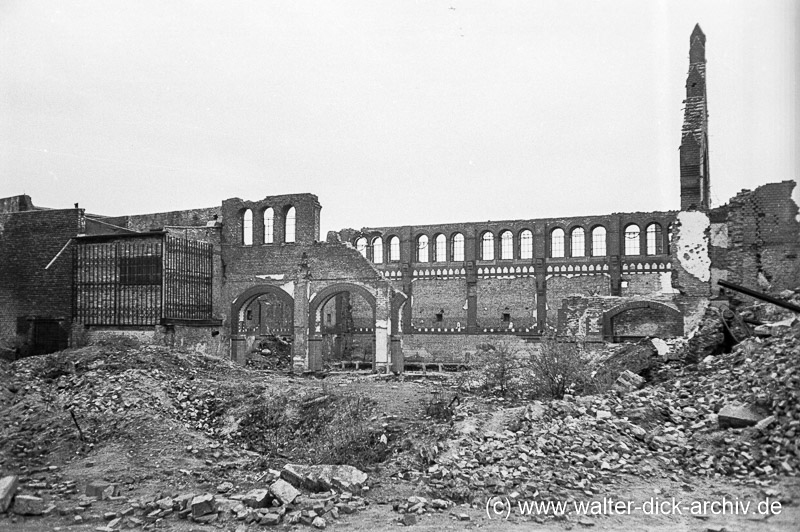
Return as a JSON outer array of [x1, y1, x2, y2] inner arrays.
[[1, 25, 798, 370]]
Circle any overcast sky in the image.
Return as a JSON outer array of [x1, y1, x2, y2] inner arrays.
[[1, 0, 798, 235]]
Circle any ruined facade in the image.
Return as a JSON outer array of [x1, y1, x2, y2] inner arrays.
[[1, 25, 798, 368]]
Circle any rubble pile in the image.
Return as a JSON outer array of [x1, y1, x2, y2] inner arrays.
[[410, 319, 799, 503], [0, 464, 371, 529]]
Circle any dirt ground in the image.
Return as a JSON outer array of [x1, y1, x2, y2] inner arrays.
[[1, 341, 799, 531]]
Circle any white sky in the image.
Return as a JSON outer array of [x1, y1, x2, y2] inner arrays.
[[1, 0, 798, 235]]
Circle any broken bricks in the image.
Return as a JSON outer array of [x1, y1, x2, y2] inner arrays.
[[85, 480, 120, 500], [0, 476, 18, 513]]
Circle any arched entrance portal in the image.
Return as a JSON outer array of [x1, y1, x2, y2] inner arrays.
[[230, 285, 294, 367], [308, 283, 377, 370]]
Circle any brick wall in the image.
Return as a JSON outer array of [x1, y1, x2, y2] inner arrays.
[[411, 279, 468, 329], [99, 207, 221, 232], [723, 181, 800, 292], [476, 277, 537, 330], [0, 209, 81, 339], [612, 306, 683, 337], [546, 275, 611, 327]]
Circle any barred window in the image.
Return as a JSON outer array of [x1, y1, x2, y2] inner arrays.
[[646, 223, 663, 255], [242, 209, 253, 246], [120, 255, 162, 285], [624, 224, 640, 255], [571, 227, 585, 257], [481, 232, 495, 261], [519, 230, 533, 259], [500, 231, 513, 259], [434, 234, 447, 262], [451, 233, 464, 262], [264, 208, 274, 244], [550, 228, 565, 258], [372, 237, 383, 263], [592, 226, 607, 256], [417, 235, 429, 262]]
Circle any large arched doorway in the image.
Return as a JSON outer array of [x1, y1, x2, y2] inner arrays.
[[308, 283, 377, 369], [231, 285, 294, 367]]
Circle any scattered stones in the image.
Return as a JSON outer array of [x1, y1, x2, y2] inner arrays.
[[282, 464, 368, 494], [12, 494, 44, 515], [270, 478, 301, 505], [190, 494, 216, 518], [0, 476, 18, 513], [718, 404, 764, 429], [613, 370, 646, 393], [85, 481, 119, 500]]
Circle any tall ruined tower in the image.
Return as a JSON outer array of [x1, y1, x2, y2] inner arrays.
[[680, 24, 711, 211]]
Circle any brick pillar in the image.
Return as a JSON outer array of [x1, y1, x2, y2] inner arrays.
[[293, 278, 310, 371]]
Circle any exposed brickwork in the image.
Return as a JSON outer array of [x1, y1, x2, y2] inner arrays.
[[722, 181, 800, 292], [680, 24, 711, 211], [0, 208, 81, 340], [98, 207, 221, 233]]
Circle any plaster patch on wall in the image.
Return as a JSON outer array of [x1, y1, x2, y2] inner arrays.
[[255, 274, 285, 280], [280, 281, 295, 297], [660, 272, 679, 294], [709, 223, 728, 248], [676, 211, 711, 282]]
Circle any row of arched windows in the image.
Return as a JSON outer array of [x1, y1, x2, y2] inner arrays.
[[549, 223, 664, 258], [356, 222, 668, 263], [242, 206, 296, 245]]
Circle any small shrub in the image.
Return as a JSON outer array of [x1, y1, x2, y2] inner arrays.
[[524, 334, 589, 399], [465, 341, 525, 398]]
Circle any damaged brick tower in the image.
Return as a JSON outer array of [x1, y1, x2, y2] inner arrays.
[[680, 24, 711, 211]]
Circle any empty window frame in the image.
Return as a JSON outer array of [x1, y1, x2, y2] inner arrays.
[[285, 207, 296, 243], [417, 235, 429, 262], [389, 236, 400, 262], [356, 237, 368, 258], [591, 226, 607, 256], [264, 207, 274, 244], [434, 234, 447, 262], [519, 229, 533, 259], [571, 227, 585, 257], [624, 224, 640, 255], [372, 237, 383, 263], [451, 233, 465, 262], [242, 209, 253, 245], [481, 232, 495, 260], [500, 231, 513, 259], [646, 223, 664, 255], [550, 228, 565, 258]]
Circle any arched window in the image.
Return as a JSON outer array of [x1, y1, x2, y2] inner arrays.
[[263, 207, 274, 244], [389, 236, 400, 262], [451, 233, 464, 261], [550, 228, 564, 258], [500, 231, 513, 259], [571, 227, 585, 257], [242, 209, 253, 245], [434, 234, 446, 262], [591, 226, 606, 256], [646, 223, 663, 255], [356, 237, 368, 258], [481, 232, 495, 261], [519, 230, 533, 259], [417, 235, 429, 262], [372, 237, 383, 263], [624, 224, 640, 255], [285, 207, 296, 243]]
